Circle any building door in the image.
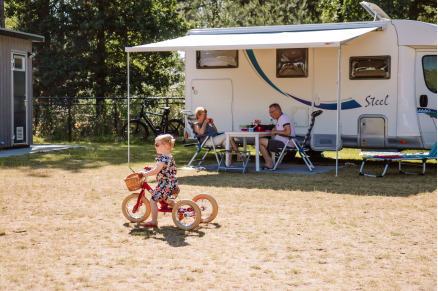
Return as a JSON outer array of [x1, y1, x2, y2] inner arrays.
[[190, 79, 233, 131], [415, 52, 437, 148], [12, 53, 28, 145]]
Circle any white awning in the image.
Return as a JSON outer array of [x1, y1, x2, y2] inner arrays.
[[125, 26, 380, 52]]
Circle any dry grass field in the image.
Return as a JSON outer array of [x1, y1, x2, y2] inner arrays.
[[0, 143, 436, 290]]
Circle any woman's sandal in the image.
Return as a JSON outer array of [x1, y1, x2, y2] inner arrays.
[[141, 221, 158, 227]]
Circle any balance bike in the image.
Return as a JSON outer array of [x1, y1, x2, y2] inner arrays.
[[122, 167, 218, 230]]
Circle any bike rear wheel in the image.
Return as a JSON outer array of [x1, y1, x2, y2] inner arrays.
[[122, 120, 149, 142], [172, 200, 201, 230], [122, 193, 151, 222], [193, 193, 218, 223]]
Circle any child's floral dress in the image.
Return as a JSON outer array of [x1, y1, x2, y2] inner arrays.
[[152, 154, 179, 201]]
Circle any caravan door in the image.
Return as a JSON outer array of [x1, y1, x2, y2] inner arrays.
[[416, 52, 437, 148], [190, 79, 233, 131]]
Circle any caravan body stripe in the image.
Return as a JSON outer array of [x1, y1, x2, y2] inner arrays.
[[417, 108, 437, 119], [245, 49, 361, 110]]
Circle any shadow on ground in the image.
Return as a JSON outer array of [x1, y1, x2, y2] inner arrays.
[[177, 161, 437, 197], [125, 222, 221, 247]]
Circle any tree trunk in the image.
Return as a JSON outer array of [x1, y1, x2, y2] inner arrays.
[[0, 0, 4, 28], [338, 0, 344, 22], [95, 0, 106, 117]]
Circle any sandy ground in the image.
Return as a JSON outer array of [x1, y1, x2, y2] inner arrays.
[[0, 165, 436, 290]]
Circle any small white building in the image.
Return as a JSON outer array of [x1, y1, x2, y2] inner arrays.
[[0, 28, 44, 149]]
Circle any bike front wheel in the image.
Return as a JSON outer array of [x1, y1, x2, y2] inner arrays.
[[122, 120, 149, 142], [163, 119, 184, 138], [122, 193, 151, 222], [172, 200, 201, 230]]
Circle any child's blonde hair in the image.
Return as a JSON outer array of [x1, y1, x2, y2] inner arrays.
[[156, 134, 175, 149]]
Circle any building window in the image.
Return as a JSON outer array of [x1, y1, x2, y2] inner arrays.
[[422, 55, 437, 93], [13, 56, 25, 71], [276, 48, 308, 78], [350, 56, 391, 79], [196, 50, 238, 69]]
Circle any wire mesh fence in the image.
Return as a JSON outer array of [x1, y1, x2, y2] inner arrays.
[[33, 97, 185, 141]]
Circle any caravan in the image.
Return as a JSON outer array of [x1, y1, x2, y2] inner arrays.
[[126, 2, 437, 152]]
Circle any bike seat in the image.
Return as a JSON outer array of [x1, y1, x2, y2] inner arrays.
[[158, 188, 179, 207], [159, 199, 171, 209], [161, 107, 170, 111]]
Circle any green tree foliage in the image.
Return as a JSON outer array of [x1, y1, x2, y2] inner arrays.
[[8, 0, 189, 98], [177, 0, 437, 28], [317, 0, 437, 23], [177, 0, 319, 28], [231, 0, 318, 26]]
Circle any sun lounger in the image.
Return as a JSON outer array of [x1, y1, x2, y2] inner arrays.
[[359, 142, 437, 177]]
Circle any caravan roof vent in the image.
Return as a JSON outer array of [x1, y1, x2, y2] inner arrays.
[[360, 2, 391, 21]]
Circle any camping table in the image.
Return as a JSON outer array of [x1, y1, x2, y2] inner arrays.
[[224, 131, 272, 172]]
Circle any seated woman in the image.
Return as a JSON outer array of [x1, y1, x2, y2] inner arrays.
[[193, 107, 242, 161]]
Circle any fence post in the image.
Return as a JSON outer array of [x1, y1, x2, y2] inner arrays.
[[114, 98, 118, 133], [67, 98, 72, 142], [34, 99, 39, 135], [50, 97, 54, 134]]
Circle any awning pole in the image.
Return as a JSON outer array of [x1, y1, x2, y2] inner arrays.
[[335, 46, 341, 176], [127, 52, 130, 169]]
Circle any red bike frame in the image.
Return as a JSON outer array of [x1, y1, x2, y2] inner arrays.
[[131, 167, 197, 217]]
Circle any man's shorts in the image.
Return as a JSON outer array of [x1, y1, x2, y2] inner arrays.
[[267, 139, 285, 152]]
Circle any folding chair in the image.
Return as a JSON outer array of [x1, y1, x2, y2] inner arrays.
[[272, 110, 323, 171], [183, 112, 223, 168], [359, 142, 437, 177]]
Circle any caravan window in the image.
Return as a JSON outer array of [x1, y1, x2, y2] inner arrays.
[[422, 55, 437, 93], [276, 48, 308, 78], [350, 56, 391, 79], [196, 50, 238, 69]]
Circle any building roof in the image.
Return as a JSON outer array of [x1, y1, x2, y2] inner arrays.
[[0, 28, 44, 42]]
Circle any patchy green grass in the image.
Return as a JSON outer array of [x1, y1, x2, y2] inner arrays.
[[1, 141, 436, 196]]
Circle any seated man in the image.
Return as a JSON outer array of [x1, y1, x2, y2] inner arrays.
[[259, 103, 295, 169]]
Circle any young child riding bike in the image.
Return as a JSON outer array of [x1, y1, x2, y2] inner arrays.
[[137, 134, 179, 227]]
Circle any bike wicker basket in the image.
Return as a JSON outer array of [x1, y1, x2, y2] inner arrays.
[[124, 173, 143, 191]]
